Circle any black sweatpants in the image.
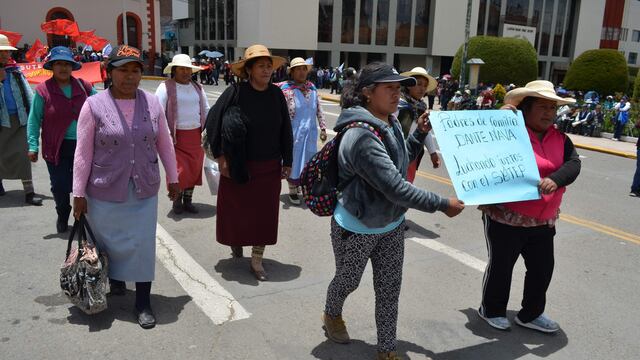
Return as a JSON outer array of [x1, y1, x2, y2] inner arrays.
[[480, 213, 555, 323], [46, 140, 76, 220]]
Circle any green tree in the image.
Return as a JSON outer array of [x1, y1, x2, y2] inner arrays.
[[451, 36, 537, 86], [564, 49, 628, 96]]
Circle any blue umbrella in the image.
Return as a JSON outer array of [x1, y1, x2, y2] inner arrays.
[[203, 50, 224, 58], [198, 50, 210, 56]]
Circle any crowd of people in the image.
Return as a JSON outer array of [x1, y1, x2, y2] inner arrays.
[[1, 32, 638, 359]]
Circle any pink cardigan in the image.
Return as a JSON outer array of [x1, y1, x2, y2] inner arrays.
[[73, 97, 179, 198]]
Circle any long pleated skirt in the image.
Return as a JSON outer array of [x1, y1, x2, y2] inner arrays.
[[174, 128, 204, 189], [0, 115, 31, 179], [216, 159, 282, 246], [87, 181, 158, 282]]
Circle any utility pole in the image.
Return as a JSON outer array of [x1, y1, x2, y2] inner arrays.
[[122, 0, 128, 45], [459, 0, 473, 89]]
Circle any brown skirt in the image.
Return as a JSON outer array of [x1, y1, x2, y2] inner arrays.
[[175, 128, 204, 189], [216, 159, 282, 246], [0, 115, 31, 180]]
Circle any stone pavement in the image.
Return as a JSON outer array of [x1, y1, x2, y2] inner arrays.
[[317, 89, 638, 159]]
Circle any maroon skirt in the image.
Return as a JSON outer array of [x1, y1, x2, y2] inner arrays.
[[216, 159, 282, 246]]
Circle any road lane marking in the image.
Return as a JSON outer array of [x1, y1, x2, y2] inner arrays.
[[407, 237, 487, 272], [156, 224, 251, 324], [414, 170, 640, 246]]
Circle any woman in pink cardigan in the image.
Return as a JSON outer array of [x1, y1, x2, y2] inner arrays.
[[72, 45, 179, 329]]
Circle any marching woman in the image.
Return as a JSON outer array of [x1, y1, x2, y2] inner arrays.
[[27, 46, 96, 233], [478, 80, 580, 333], [277, 57, 327, 204], [155, 53, 210, 214], [73, 45, 179, 329], [205, 44, 293, 281]]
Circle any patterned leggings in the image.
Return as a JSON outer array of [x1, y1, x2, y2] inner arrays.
[[324, 218, 405, 353]]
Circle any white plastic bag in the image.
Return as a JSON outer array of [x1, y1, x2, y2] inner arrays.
[[204, 158, 221, 195]]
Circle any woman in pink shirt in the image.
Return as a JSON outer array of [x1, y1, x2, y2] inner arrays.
[[72, 45, 179, 329]]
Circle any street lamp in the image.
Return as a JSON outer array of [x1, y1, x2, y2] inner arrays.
[[467, 58, 485, 95], [459, 0, 473, 89]]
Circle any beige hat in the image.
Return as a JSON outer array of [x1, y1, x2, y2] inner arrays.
[[231, 44, 286, 79], [400, 67, 437, 92], [0, 34, 17, 51], [287, 57, 311, 74], [164, 54, 202, 74], [505, 80, 575, 106]]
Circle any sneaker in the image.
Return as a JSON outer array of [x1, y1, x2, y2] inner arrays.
[[322, 313, 350, 344], [629, 191, 640, 197], [288, 192, 301, 205], [612, 138, 619, 141], [477, 308, 511, 330], [514, 313, 559, 333]]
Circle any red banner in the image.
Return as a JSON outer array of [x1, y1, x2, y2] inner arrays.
[[73, 30, 95, 44], [18, 61, 102, 84], [40, 19, 80, 37], [84, 35, 109, 51], [25, 39, 46, 62], [0, 29, 22, 47]]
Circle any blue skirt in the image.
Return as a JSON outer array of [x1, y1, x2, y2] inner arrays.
[[87, 181, 158, 282]]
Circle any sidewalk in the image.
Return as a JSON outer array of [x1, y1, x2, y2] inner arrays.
[[318, 89, 638, 159]]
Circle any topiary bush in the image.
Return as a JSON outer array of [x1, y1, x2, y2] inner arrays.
[[633, 75, 640, 102], [451, 36, 537, 86], [564, 49, 628, 96], [493, 83, 506, 103]]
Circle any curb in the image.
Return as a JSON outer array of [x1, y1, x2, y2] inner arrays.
[[319, 93, 340, 103], [572, 143, 637, 159], [142, 75, 167, 81]]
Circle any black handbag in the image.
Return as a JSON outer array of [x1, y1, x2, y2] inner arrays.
[[59, 215, 109, 314]]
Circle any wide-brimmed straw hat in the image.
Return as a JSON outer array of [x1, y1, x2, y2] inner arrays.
[[287, 57, 311, 74], [504, 80, 575, 106], [44, 46, 82, 71], [400, 67, 437, 92], [164, 54, 202, 74], [0, 34, 17, 51], [231, 44, 285, 79]]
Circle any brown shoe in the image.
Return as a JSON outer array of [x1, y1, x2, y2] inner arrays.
[[250, 265, 268, 281], [322, 312, 350, 344], [376, 352, 403, 360]]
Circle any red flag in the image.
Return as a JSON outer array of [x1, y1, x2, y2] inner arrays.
[[0, 29, 22, 47], [73, 29, 95, 44], [25, 39, 46, 62], [41, 19, 80, 37], [85, 35, 109, 51]]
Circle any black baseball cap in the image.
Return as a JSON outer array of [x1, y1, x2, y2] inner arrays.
[[357, 63, 416, 90], [108, 45, 144, 68]]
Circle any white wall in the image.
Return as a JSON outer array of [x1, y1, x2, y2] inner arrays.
[[1, 0, 160, 53], [619, 0, 640, 66], [573, 0, 606, 59], [236, 0, 318, 51], [430, 0, 479, 57], [172, 0, 189, 20]]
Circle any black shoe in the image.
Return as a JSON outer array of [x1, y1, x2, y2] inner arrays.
[[0, 182, 5, 196], [109, 280, 126, 296], [183, 199, 199, 214], [135, 307, 156, 329], [630, 191, 640, 197], [56, 218, 68, 233], [172, 197, 184, 214], [25, 192, 43, 206], [231, 246, 243, 258]]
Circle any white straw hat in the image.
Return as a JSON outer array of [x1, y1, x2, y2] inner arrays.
[[164, 54, 202, 74], [504, 80, 575, 106], [0, 34, 17, 51], [287, 57, 312, 74], [400, 67, 437, 92]]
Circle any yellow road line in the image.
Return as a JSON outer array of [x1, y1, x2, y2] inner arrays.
[[415, 170, 640, 246]]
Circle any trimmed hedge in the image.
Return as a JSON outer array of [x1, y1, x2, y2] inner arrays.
[[451, 36, 537, 86], [564, 49, 628, 95]]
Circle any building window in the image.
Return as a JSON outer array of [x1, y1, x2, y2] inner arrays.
[[46, 7, 75, 48], [209, 0, 216, 40], [359, 0, 373, 44], [318, 0, 334, 42], [217, 0, 225, 40], [195, 0, 200, 40], [552, 0, 567, 57], [532, 0, 544, 48], [395, 0, 412, 46], [342, 0, 356, 43], [201, 0, 208, 39], [414, 0, 430, 48], [539, 0, 554, 56], [477, 0, 487, 35], [226, 0, 235, 40], [505, 0, 529, 26], [487, 0, 501, 36], [629, 52, 637, 64], [117, 13, 142, 49], [633, 30, 640, 42], [376, 0, 389, 45], [562, 0, 577, 57]]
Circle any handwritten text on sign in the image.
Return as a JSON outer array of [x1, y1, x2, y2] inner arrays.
[[430, 110, 540, 205]]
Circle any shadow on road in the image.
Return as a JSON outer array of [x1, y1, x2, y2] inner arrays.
[[214, 257, 302, 286], [0, 191, 52, 208], [311, 339, 436, 360], [35, 291, 191, 332], [165, 203, 216, 221], [405, 219, 441, 239]]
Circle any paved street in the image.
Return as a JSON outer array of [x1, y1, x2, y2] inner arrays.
[[1, 81, 639, 360]]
